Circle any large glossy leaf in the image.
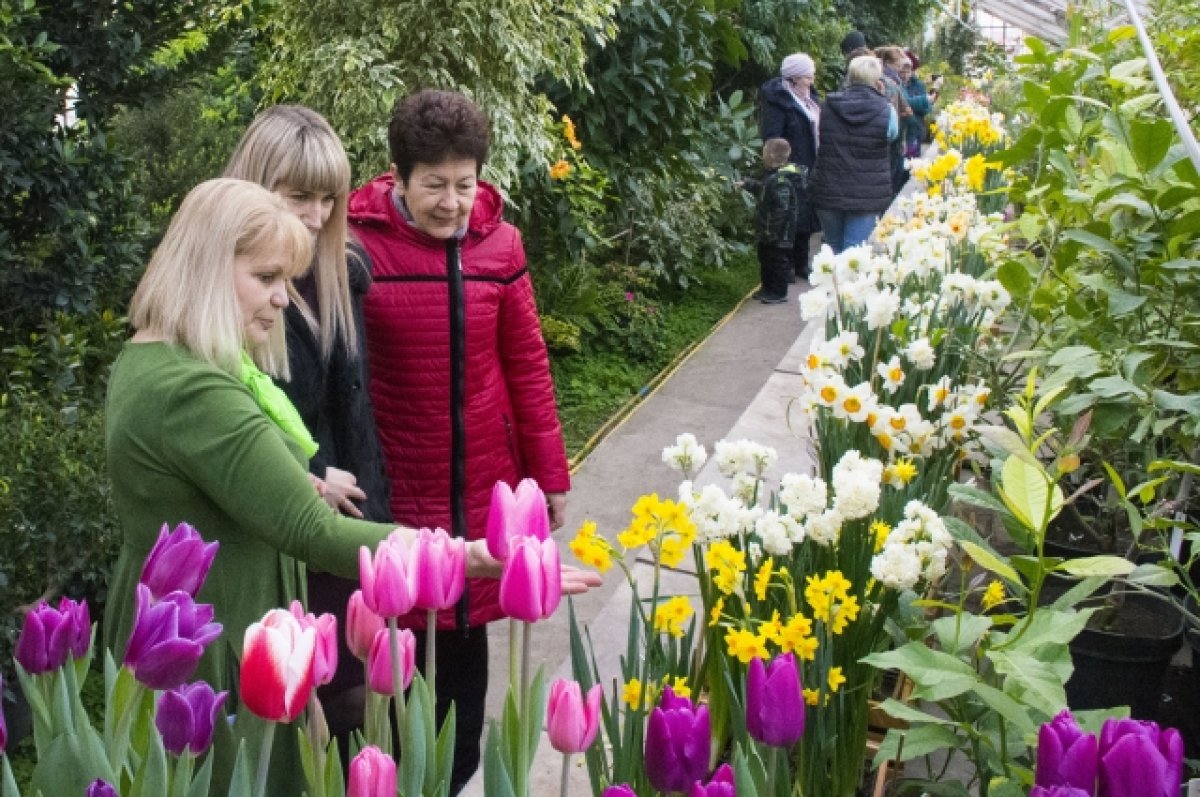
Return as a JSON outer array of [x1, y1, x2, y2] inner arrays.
[[1128, 118, 1175, 172], [863, 643, 977, 701], [999, 455, 1061, 533], [1057, 555, 1134, 577], [961, 540, 1021, 585]]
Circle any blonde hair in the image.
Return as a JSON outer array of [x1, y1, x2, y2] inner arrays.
[[847, 54, 884, 87], [763, 138, 792, 170], [874, 45, 906, 69], [224, 105, 356, 369], [129, 178, 312, 375]]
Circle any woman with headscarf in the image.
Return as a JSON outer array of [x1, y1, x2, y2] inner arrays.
[[760, 52, 821, 281]]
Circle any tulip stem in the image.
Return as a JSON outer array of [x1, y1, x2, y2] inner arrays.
[[559, 752, 570, 797], [388, 619, 408, 742], [520, 621, 532, 710], [254, 721, 276, 797], [425, 609, 437, 694], [508, 619, 519, 697]]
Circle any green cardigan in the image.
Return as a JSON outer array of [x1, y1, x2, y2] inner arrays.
[[102, 342, 394, 789]]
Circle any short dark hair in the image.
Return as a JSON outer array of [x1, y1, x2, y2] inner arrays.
[[387, 89, 491, 182]]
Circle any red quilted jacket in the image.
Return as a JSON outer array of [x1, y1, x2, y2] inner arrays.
[[348, 173, 570, 628]]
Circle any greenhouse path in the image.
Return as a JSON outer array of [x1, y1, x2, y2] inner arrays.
[[461, 258, 820, 796]]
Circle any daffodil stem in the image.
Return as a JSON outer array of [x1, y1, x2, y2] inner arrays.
[[254, 721, 276, 797], [388, 619, 407, 740], [425, 609, 437, 692]]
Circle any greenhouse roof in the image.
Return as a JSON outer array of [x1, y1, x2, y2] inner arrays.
[[974, 0, 1150, 44]]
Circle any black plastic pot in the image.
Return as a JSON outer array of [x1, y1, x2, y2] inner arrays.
[[1066, 592, 1185, 720]]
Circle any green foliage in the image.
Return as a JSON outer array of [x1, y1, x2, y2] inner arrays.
[[833, 0, 936, 47]]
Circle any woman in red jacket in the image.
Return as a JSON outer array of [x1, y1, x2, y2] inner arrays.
[[348, 89, 570, 794]]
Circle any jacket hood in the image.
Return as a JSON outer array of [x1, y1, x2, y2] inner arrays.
[[761, 76, 819, 109], [348, 172, 506, 243], [824, 84, 887, 127]]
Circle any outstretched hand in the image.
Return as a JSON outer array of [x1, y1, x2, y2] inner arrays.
[[560, 564, 604, 596], [463, 540, 604, 596]]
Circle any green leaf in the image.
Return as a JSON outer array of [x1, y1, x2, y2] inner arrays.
[[1128, 118, 1174, 172], [999, 454, 1061, 533], [988, 649, 1069, 711], [947, 484, 1009, 515], [483, 720, 516, 797], [931, 612, 993, 654], [1152, 389, 1200, 415], [873, 698, 953, 726], [961, 540, 1020, 584], [1088, 375, 1146, 400], [227, 739, 253, 797], [862, 644, 978, 701], [129, 726, 169, 797], [1060, 229, 1132, 270], [997, 259, 1032, 297], [1127, 563, 1179, 587], [2, 756, 20, 797], [971, 682, 1039, 734], [889, 724, 963, 762], [1057, 555, 1135, 577]]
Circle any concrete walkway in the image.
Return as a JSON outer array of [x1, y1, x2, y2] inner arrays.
[[461, 268, 822, 796]]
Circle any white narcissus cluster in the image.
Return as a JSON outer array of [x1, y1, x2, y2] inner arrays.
[[830, 450, 883, 521], [870, 500, 954, 590], [713, 439, 778, 479], [754, 510, 805, 557], [779, 473, 827, 519], [661, 432, 708, 477]]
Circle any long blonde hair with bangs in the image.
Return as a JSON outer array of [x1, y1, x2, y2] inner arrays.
[[223, 105, 357, 370], [128, 178, 312, 376]]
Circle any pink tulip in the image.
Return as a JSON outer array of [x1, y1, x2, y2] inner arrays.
[[546, 678, 602, 754], [346, 590, 386, 662], [348, 745, 397, 797], [288, 600, 338, 686], [411, 527, 466, 611], [486, 478, 551, 560], [239, 609, 316, 722], [366, 628, 415, 696], [358, 533, 416, 619], [499, 536, 563, 622]]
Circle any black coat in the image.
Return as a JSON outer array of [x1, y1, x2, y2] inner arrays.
[[759, 76, 820, 169], [808, 84, 893, 214]]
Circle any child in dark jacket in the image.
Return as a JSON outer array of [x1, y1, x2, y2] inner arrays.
[[749, 138, 805, 303]]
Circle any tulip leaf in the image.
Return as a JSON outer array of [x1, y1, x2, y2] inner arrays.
[[482, 719, 516, 797], [434, 703, 457, 797], [1, 756, 19, 797], [128, 725, 169, 797], [731, 743, 766, 797], [187, 754, 214, 797], [523, 668, 546, 771], [399, 676, 429, 797], [226, 739, 254, 797], [1057, 555, 1134, 578]]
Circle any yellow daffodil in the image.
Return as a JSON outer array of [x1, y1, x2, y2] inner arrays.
[[870, 520, 891, 552], [653, 595, 694, 638], [754, 558, 775, 601], [982, 580, 1006, 610], [622, 678, 643, 709], [665, 675, 691, 700], [706, 540, 747, 595], [828, 666, 846, 692], [569, 520, 615, 573], [803, 688, 821, 706], [725, 627, 769, 663], [709, 596, 725, 627]]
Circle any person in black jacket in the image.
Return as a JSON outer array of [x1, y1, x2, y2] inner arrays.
[[224, 104, 393, 750], [760, 52, 821, 280], [807, 55, 898, 253], [747, 138, 805, 303]]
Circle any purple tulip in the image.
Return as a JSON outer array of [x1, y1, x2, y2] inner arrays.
[[499, 536, 562, 622], [746, 652, 805, 747], [1098, 718, 1183, 797], [85, 780, 119, 797], [123, 585, 222, 690], [601, 786, 636, 797], [689, 763, 735, 797], [1034, 710, 1097, 792], [155, 681, 227, 756], [485, 478, 550, 560], [645, 685, 711, 793], [14, 597, 90, 675], [139, 522, 218, 601], [1030, 788, 1091, 797], [411, 528, 466, 612]]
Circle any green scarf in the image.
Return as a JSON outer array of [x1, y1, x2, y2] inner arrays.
[[240, 352, 319, 459]]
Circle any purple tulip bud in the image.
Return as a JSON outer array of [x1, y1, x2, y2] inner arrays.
[[85, 779, 119, 797], [1034, 710, 1097, 792], [746, 652, 805, 747], [155, 681, 227, 756], [644, 685, 711, 793], [601, 786, 636, 797], [14, 597, 90, 675], [139, 522, 219, 601], [689, 762, 735, 797], [1098, 718, 1183, 797], [123, 585, 222, 690]]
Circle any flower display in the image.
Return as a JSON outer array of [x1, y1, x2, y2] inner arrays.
[[499, 535, 562, 622], [546, 678, 602, 754], [14, 597, 90, 675], [746, 652, 805, 747], [358, 532, 416, 618], [123, 585, 222, 690], [347, 745, 397, 797], [366, 627, 415, 696], [346, 589, 386, 662], [239, 608, 316, 723], [411, 527, 466, 611], [155, 681, 228, 756], [138, 521, 219, 600], [486, 478, 551, 560], [643, 686, 710, 793]]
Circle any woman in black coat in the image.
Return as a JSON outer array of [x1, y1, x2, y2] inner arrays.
[[760, 52, 821, 280]]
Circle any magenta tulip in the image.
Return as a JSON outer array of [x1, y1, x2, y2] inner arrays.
[[546, 678, 602, 754], [1034, 710, 1098, 792], [346, 590, 386, 662], [14, 597, 90, 675], [85, 780, 119, 797], [689, 762, 735, 797], [139, 522, 218, 600], [155, 681, 227, 756], [358, 534, 416, 619], [1030, 788, 1091, 797], [123, 585, 221, 690], [366, 628, 415, 696], [348, 745, 397, 797], [411, 527, 466, 611], [746, 652, 805, 747], [644, 685, 711, 793], [601, 786, 636, 797], [239, 609, 316, 722], [485, 478, 551, 560], [288, 600, 338, 686], [499, 536, 562, 622], [1098, 718, 1183, 797]]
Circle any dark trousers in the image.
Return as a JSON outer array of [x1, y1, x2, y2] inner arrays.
[[413, 626, 489, 796], [757, 243, 792, 299], [793, 233, 812, 279]]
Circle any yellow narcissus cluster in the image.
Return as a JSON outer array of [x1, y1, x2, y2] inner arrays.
[[616, 493, 696, 568]]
